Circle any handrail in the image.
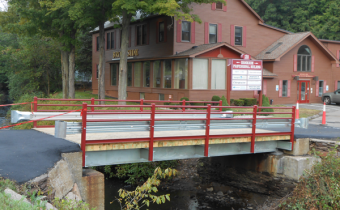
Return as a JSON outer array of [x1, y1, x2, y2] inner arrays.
[[79, 101, 296, 167]]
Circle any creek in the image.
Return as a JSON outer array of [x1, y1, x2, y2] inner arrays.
[[103, 158, 272, 210]]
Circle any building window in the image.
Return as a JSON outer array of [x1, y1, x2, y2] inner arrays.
[[110, 64, 117, 86], [163, 60, 172, 88], [235, 26, 243, 46], [211, 59, 226, 89], [143, 61, 150, 87], [174, 59, 188, 89], [182, 21, 191, 42], [134, 62, 142, 87], [192, 59, 208, 89], [297, 45, 312, 72], [153, 61, 161, 88], [107, 32, 114, 49], [282, 80, 288, 97], [319, 81, 324, 96], [159, 94, 164, 101], [127, 63, 132, 86], [209, 24, 217, 44], [96, 64, 99, 79], [216, 2, 223, 9], [137, 24, 147, 45], [96, 36, 99, 51], [159, 22, 164, 42], [140, 92, 145, 100]]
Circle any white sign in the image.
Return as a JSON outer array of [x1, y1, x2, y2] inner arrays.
[[326, 85, 329, 91], [231, 59, 263, 91], [276, 85, 279, 91]]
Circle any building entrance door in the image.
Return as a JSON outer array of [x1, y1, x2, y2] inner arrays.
[[297, 81, 310, 103]]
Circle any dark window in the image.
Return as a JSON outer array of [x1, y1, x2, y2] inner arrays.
[[297, 45, 312, 72], [319, 81, 324, 96], [96, 64, 99, 79], [159, 22, 164, 42], [127, 63, 132, 87], [235, 26, 243, 45], [282, 80, 288, 97], [96, 36, 99, 51], [209, 24, 217, 44], [159, 94, 164, 100], [137, 24, 147, 45], [182, 21, 191, 42], [106, 32, 115, 49], [111, 64, 117, 86], [216, 2, 223, 9]]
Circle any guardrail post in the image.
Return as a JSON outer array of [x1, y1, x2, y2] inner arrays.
[[219, 100, 222, 112], [290, 106, 296, 151], [81, 103, 88, 167], [251, 105, 257, 153], [182, 100, 185, 112], [140, 99, 144, 112], [149, 103, 156, 161], [91, 98, 95, 112], [204, 104, 211, 157], [33, 96, 37, 128]]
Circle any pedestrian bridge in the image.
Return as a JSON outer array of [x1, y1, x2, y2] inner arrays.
[[12, 98, 303, 167]]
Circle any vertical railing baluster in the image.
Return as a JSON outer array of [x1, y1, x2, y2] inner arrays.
[[149, 103, 156, 161], [219, 100, 222, 112], [204, 104, 211, 157], [182, 100, 185, 112], [33, 96, 37, 128], [91, 98, 95, 112], [291, 106, 296, 151], [140, 99, 144, 112], [251, 105, 257, 153], [81, 103, 88, 167]]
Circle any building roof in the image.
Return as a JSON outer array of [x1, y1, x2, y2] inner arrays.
[[263, 68, 277, 78], [174, 42, 254, 58], [256, 32, 339, 62], [238, 0, 264, 22], [320, 39, 340, 44], [259, 23, 292, 34]]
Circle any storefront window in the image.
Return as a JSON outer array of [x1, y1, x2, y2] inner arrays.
[[134, 62, 142, 87], [143, 61, 150, 87], [174, 59, 188, 89], [127, 63, 132, 86], [192, 59, 208, 89], [319, 81, 324, 96], [211, 59, 226, 89], [163, 60, 172, 88], [110, 64, 117, 86], [153, 61, 161, 88], [297, 45, 312, 72]]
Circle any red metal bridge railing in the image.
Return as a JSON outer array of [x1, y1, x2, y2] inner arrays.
[[79, 102, 296, 167]]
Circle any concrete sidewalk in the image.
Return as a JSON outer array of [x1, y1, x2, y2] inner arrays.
[[309, 107, 340, 128]]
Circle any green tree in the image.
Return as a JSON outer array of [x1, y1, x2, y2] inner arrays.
[[245, 0, 340, 40]]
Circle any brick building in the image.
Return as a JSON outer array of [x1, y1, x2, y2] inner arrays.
[[91, 0, 340, 104]]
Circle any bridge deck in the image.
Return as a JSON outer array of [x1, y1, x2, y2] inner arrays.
[[34, 128, 289, 151]]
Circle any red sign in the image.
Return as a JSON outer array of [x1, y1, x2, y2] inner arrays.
[[292, 73, 314, 78], [231, 59, 263, 91], [240, 54, 251, 60]]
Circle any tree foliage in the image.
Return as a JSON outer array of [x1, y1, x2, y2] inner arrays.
[[113, 167, 177, 210], [245, 0, 340, 40]]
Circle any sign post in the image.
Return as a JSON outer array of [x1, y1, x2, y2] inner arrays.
[[227, 55, 263, 106]]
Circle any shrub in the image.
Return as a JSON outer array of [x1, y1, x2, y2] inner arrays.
[[240, 98, 257, 106], [220, 96, 230, 111], [279, 147, 340, 209], [230, 99, 234, 105], [259, 95, 274, 115], [234, 99, 244, 106], [179, 97, 190, 105], [211, 95, 220, 102]]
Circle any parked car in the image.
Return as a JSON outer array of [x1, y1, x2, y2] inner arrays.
[[322, 89, 340, 105]]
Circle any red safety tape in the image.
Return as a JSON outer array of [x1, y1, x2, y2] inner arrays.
[[0, 109, 82, 130], [0, 102, 31, 107]]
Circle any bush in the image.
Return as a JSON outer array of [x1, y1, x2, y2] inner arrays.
[[240, 98, 257, 106], [220, 96, 230, 111], [179, 97, 190, 105], [230, 99, 234, 105], [279, 147, 340, 209], [211, 95, 220, 102], [260, 95, 274, 115], [234, 99, 244, 106]]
